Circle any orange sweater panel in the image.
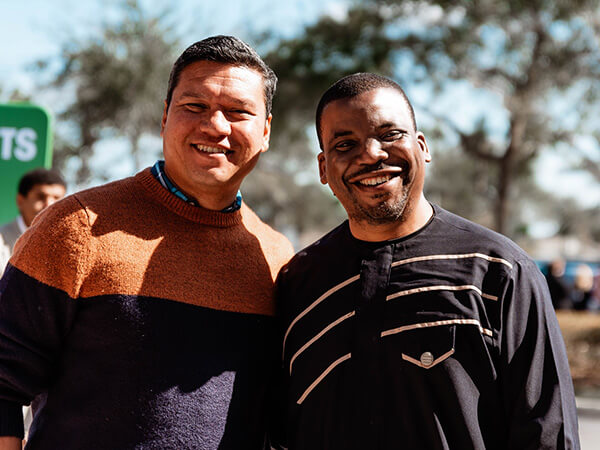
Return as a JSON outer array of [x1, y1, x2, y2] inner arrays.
[[11, 169, 294, 316]]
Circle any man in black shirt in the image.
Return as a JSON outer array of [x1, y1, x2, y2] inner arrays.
[[271, 73, 579, 449]]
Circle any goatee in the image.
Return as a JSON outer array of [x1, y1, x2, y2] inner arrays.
[[349, 189, 410, 225]]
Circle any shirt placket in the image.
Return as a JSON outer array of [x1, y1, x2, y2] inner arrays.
[[352, 243, 393, 449]]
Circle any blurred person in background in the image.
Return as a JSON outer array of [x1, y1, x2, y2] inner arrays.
[[544, 257, 573, 310], [271, 73, 579, 450], [0, 168, 66, 273], [572, 263, 599, 312], [0, 35, 293, 450]]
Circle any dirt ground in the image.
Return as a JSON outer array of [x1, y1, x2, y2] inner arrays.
[[556, 311, 600, 395]]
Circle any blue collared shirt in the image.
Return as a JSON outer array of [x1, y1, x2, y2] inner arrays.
[[150, 160, 242, 213]]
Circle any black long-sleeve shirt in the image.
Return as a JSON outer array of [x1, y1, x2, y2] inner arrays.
[[273, 205, 579, 450]]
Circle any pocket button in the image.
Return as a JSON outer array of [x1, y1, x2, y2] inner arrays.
[[420, 352, 434, 367]]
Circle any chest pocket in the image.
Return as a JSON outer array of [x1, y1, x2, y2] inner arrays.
[[397, 322, 456, 369], [381, 317, 493, 370]]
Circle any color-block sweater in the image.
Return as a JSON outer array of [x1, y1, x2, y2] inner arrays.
[[0, 169, 294, 449]]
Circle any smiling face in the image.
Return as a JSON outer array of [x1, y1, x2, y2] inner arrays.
[[318, 87, 432, 240], [161, 61, 271, 210], [17, 183, 66, 227]]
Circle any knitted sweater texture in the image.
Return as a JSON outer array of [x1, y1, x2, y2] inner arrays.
[[0, 169, 294, 449]]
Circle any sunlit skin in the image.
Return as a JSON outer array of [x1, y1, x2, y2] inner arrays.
[[160, 61, 271, 211], [17, 183, 66, 227], [0, 437, 20, 450], [318, 87, 433, 242]]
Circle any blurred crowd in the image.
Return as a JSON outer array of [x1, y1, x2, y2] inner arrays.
[[544, 258, 600, 312]]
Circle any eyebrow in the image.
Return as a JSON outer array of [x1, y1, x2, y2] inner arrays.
[[328, 130, 353, 145], [178, 92, 255, 107], [380, 121, 414, 133], [327, 122, 400, 145]]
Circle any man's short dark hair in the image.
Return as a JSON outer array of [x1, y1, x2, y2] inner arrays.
[[18, 168, 66, 196], [315, 73, 417, 149], [165, 35, 277, 117]]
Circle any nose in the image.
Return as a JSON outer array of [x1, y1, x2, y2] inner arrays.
[[40, 197, 54, 210], [203, 110, 231, 137], [358, 138, 389, 163]]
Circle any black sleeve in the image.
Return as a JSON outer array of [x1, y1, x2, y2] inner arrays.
[[499, 258, 580, 449]]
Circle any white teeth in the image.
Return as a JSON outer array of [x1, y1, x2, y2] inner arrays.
[[359, 175, 391, 186], [193, 144, 227, 154]]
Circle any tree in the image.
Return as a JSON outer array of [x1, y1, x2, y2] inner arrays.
[[37, 0, 178, 184], [263, 0, 600, 236], [389, 0, 600, 234], [574, 133, 600, 184], [254, 7, 398, 237], [0, 87, 30, 103]]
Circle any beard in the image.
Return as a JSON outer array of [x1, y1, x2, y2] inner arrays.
[[347, 184, 411, 225], [342, 160, 413, 225]]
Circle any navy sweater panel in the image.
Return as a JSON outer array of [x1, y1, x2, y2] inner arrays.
[[1, 266, 276, 449]]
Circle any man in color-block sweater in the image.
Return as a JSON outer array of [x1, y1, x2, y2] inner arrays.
[[0, 36, 294, 449]]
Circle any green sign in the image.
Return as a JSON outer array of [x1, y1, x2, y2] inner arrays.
[[0, 103, 53, 224]]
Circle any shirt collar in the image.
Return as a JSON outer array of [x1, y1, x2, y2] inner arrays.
[[16, 215, 27, 234], [150, 160, 242, 213]]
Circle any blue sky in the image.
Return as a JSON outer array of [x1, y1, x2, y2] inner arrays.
[[1, 0, 345, 93]]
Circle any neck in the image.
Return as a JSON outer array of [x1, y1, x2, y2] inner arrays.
[[348, 196, 433, 242], [162, 165, 239, 211], [194, 190, 239, 211]]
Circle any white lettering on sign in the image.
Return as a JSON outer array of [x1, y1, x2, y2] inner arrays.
[[0, 127, 38, 161], [14, 128, 37, 161], [0, 128, 16, 160]]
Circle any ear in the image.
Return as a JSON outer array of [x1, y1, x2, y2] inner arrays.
[[317, 152, 328, 185], [261, 114, 272, 153], [160, 101, 168, 137], [416, 132, 431, 163]]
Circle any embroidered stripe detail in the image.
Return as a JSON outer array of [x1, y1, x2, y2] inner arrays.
[[380, 318, 493, 338], [391, 253, 513, 269], [267, 440, 288, 450], [283, 275, 360, 358], [297, 353, 352, 405], [289, 311, 355, 375], [402, 348, 455, 369], [386, 284, 498, 301]]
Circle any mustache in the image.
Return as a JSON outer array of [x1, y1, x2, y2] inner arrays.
[[345, 160, 408, 181]]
